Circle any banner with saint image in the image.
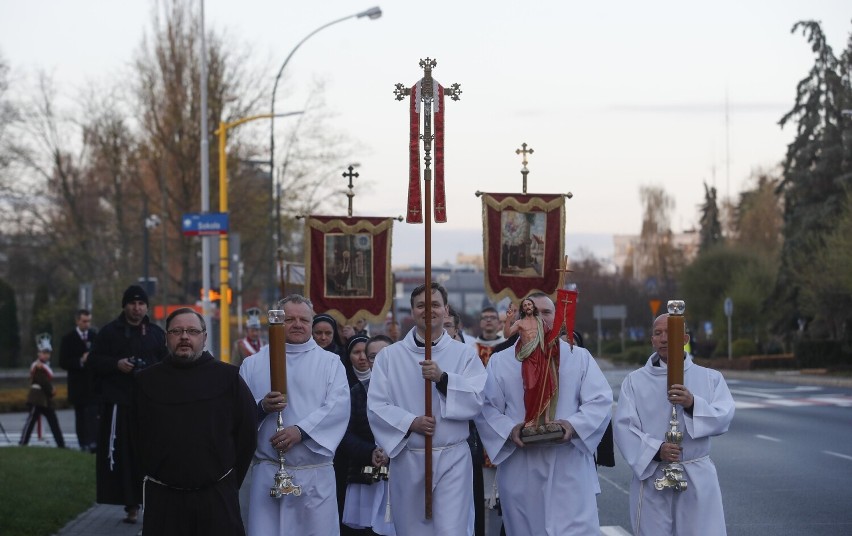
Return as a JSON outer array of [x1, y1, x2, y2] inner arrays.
[[480, 193, 565, 303], [304, 216, 394, 325]]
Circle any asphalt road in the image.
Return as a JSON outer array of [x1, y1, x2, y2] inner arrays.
[[597, 369, 852, 535], [3, 369, 851, 535]]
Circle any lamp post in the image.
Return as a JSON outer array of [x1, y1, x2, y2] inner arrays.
[[142, 198, 161, 298], [269, 6, 382, 251], [217, 112, 303, 363], [199, 0, 212, 350]]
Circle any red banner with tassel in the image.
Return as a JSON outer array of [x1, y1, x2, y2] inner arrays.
[[434, 83, 446, 223], [407, 81, 422, 223]]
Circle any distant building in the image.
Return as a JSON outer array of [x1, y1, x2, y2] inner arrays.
[[613, 230, 699, 282]]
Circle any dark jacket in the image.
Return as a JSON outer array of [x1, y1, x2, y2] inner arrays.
[[89, 313, 167, 406], [26, 362, 55, 408], [339, 380, 379, 485], [59, 328, 97, 405]]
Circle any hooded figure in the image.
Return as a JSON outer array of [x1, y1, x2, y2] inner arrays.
[[313, 313, 356, 386]]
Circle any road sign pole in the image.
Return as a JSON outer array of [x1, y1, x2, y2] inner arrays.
[[724, 297, 733, 361]]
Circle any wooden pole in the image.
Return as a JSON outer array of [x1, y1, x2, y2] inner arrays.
[[666, 301, 685, 388], [423, 162, 433, 519], [269, 310, 287, 398]]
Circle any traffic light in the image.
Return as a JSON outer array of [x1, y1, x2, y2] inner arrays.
[[199, 288, 232, 304]]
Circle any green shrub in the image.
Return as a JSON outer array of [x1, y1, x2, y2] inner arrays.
[[795, 340, 843, 368], [732, 339, 758, 358]]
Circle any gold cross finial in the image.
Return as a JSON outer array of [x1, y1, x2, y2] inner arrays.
[[516, 143, 534, 194]]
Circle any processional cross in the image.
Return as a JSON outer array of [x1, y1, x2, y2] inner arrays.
[[342, 165, 359, 217], [394, 57, 461, 520], [516, 142, 535, 194]]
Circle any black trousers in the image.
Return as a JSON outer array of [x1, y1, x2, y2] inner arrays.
[[73, 402, 99, 451], [20, 404, 65, 447]]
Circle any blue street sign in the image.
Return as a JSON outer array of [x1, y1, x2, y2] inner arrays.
[[182, 213, 229, 236]]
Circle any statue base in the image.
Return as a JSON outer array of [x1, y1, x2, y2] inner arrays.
[[520, 422, 565, 444]]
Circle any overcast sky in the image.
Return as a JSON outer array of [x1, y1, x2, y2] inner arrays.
[[2, 0, 850, 265]]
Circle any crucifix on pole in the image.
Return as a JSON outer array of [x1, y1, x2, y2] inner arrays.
[[342, 165, 359, 217], [394, 57, 461, 520], [516, 142, 534, 194]]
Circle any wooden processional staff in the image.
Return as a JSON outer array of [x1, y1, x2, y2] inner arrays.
[[394, 57, 461, 519]]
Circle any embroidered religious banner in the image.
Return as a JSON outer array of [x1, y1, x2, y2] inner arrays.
[[304, 216, 394, 325], [480, 193, 565, 303]]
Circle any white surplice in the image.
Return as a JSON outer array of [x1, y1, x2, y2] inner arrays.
[[367, 329, 486, 536], [475, 341, 613, 536], [613, 354, 735, 536], [239, 339, 350, 536]]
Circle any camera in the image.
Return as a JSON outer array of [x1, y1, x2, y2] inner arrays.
[[130, 356, 150, 371]]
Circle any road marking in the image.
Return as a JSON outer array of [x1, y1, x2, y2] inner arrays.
[[598, 473, 630, 495], [763, 399, 809, 406], [730, 389, 781, 399], [812, 397, 852, 407], [735, 401, 767, 409], [824, 451, 852, 462], [755, 434, 781, 442], [601, 526, 632, 535]]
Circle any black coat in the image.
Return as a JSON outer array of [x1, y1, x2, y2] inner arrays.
[[339, 381, 378, 485], [89, 313, 167, 406], [59, 328, 97, 405]]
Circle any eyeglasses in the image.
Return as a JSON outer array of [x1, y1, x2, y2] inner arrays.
[[481, 315, 499, 321], [167, 328, 205, 337]]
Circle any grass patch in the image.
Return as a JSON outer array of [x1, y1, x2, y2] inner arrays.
[[0, 447, 95, 536]]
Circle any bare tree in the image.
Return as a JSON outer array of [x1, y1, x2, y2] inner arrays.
[[625, 185, 683, 293], [734, 169, 783, 259]]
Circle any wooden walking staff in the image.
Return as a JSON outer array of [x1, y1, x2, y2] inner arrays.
[[394, 57, 461, 519]]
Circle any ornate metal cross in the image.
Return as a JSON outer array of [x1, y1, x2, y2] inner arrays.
[[516, 142, 535, 194], [393, 58, 462, 223], [343, 165, 359, 217]]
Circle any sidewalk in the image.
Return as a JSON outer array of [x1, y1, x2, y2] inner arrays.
[[55, 505, 141, 536]]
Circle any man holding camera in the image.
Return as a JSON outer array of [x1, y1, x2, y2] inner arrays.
[[89, 284, 167, 524]]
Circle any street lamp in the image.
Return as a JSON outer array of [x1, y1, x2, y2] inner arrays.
[[217, 111, 303, 363], [269, 6, 383, 251]]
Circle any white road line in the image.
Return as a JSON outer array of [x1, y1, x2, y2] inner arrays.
[[729, 389, 781, 399], [755, 434, 782, 442], [812, 397, 852, 406], [601, 526, 632, 535], [735, 401, 767, 409], [824, 450, 852, 462], [763, 399, 808, 407], [598, 473, 630, 495]]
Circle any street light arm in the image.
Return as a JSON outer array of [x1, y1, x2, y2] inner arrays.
[[270, 6, 382, 173], [270, 7, 381, 119], [269, 6, 382, 252]]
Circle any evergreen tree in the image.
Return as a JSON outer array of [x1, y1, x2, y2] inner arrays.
[[698, 182, 723, 253], [773, 21, 852, 334], [0, 277, 20, 368]]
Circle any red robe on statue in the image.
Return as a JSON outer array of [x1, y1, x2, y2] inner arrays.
[[518, 288, 578, 425]]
